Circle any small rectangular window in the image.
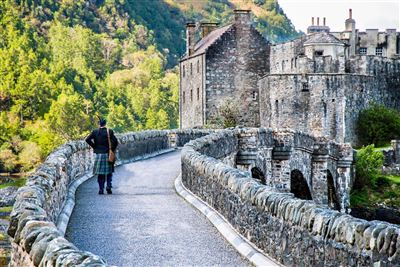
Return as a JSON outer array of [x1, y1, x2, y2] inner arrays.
[[252, 91, 257, 100], [190, 63, 193, 75], [197, 88, 200, 100], [182, 66, 185, 77], [376, 47, 383, 56], [359, 47, 367, 54], [314, 50, 324, 56], [183, 92, 185, 103], [190, 89, 193, 101], [197, 61, 200, 73], [302, 82, 309, 92]]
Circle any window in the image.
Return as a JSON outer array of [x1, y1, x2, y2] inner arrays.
[[182, 66, 185, 77], [302, 82, 309, 92], [190, 63, 193, 75], [376, 47, 383, 56], [359, 47, 367, 55], [197, 88, 200, 100], [183, 92, 185, 103], [190, 89, 193, 101], [281, 61, 285, 71], [314, 50, 324, 56], [252, 91, 257, 100]]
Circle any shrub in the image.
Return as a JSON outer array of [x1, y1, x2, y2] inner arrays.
[[357, 104, 400, 147], [219, 99, 240, 128], [354, 145, 384, 190], [0, 149, 18, 172]]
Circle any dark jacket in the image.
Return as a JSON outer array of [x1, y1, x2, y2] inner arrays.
[[85, 127, 119, 154]]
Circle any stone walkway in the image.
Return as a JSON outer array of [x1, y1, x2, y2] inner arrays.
[[66, 150, 249, 267]]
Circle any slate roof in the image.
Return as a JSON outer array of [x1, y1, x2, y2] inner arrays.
[[304, 32, 345, 45], [183, 24, 233, 59]]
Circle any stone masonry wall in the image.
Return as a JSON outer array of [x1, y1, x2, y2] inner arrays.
[[205, 14, 270, 127], [180, 54, 205, 128], [8, 129, 211, 266], [259, 72, 400, 145], [181, 129, 400, 267]]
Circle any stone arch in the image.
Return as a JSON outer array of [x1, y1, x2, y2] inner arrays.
[[290, 170, 312, 200], [251, 167, 266, 185], [327, 170, 340, 210]]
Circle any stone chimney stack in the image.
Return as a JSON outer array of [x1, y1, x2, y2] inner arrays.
[[200, 22, 219, 38], [312, 17, 314, 26], [234, 9, 251, 26], [186, 22, 196, 56], [345, 9, 356, 55], [323, 17, 326, 26], [317, 17, 320, 26]]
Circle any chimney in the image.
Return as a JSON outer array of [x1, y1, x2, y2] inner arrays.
[[234, 9, 251, 25], [201, 22, 219, 38], [312, 17, 314, 26], [349, 8, 352, 19], [186, 22, 196, 56], [323, 17, 326, 26], [317, 17, 320, 26]]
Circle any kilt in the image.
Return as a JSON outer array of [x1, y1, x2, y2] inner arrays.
[[93, 153, 114, 175]]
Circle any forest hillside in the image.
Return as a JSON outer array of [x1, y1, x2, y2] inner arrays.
[[0, 0, 298, 172]]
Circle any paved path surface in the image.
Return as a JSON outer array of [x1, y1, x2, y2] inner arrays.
[[66, 150, 249, 267]]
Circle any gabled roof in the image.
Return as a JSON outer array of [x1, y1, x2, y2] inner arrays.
[[304, 32, 345, 45], [183, 24, 233, 59]]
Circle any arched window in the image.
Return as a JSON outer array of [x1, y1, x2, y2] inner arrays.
[[290, 170, 312, 200], [327, 170, 340, 210], [251, 167, 266, 185]]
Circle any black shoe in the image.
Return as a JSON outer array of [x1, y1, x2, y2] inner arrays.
[[99, 190, 104, 195], [106, 188, 112, 194]]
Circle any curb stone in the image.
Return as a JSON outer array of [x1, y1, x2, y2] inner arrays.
[[174, 174, 283, 267], [57, 148, 177, 235]]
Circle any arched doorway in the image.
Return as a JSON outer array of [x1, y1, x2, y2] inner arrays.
[[251, 167, 266, 185], [327, 170, 340, 210], [290, 170, 312, 200]]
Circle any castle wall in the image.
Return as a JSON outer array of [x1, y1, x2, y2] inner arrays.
[[180, 54, 205, 128], [205, 21, 270, 127], [259, 73, 400, 144]]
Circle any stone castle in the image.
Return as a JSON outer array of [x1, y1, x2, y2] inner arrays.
[[179, 9, 400, 145]]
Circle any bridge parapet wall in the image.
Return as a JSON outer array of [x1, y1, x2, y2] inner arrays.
[[181, 128, 400, 267], [8, 129, 212, 266]]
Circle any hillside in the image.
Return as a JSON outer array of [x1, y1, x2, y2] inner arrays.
[[0, 0, 298, 173]]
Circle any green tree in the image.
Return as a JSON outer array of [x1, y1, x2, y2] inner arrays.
[[354, 145, 384, 190], [45, 92, 92, 140], [357, 104, 400, 147]]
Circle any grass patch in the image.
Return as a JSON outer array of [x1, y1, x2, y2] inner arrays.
[[0, 178, 26, 190], [351, 175, 400, 208], [0, 206, 13, 213]]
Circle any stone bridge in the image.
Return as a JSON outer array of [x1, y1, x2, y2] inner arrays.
[[7, 128, 400, 266]]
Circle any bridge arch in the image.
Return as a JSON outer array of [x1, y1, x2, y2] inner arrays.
[[327, 170, 340, 210], [251, 167, 266, 185], [290, 169, 312, 200]]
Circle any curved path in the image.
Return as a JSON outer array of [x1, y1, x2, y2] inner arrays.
[[65, 150, 249, 267]]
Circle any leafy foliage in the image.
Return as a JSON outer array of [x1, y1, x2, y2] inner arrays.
[[357, 104, 400, 147], [354, 145, 384, 190]]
